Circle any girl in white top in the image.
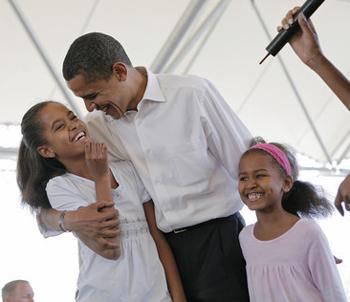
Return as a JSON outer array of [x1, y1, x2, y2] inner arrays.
[[17, 101, 186, 302], [238, 138, 347, 302]]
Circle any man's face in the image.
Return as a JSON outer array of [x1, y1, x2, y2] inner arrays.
[[10, 282, 34, 302], [67, 67, 132, 120]]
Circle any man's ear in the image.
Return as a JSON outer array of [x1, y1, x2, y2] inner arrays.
[[37, 145, 55, 159], [112, 62, 127, 81], [282, 175, 293, 193]]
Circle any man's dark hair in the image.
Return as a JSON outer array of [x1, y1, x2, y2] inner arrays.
[[62, 32, 132, 82]]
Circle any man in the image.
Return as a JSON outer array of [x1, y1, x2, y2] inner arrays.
[[41, 32, 252, 301], [279, 7, 350, 216], [2, 280, 34, 302]]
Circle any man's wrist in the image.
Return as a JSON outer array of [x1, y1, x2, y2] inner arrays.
[[59, 211, 72, 232]]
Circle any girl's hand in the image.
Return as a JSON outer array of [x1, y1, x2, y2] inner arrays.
[[85, 140, 109, 180]]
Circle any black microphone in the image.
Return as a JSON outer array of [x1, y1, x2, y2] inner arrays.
[[259, 0, 325, 64]]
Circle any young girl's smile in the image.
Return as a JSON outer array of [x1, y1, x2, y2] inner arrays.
[[37, 102, 89, 161], [238, 151, 291, 211]]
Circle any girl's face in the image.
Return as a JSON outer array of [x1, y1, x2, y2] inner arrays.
[[36, 102, 89, 162], [238, 151, 292, 212]]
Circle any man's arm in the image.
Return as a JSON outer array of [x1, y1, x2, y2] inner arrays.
[[38, 202, 120, 259], [281, 7, 350, 111], [198, 79, 252, 179]]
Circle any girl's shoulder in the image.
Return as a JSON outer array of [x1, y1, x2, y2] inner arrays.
[[239, 223, 255, 239], [296, 218, 323, 235], [46, 172, 91, 194]]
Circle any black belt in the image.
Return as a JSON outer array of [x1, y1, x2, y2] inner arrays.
[[167, 213, 236, 235]]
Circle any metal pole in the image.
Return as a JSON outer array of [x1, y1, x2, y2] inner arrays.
[[182, 0, 231, 75], [7, 0, 82, 117], [165, 0, 231, 74], [150, 0, 208, 73]]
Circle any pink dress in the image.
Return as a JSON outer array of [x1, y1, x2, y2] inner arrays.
[[239, 219, 347, 302]]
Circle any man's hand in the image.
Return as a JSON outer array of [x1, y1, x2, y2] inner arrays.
[[335, 174, 350, 216], [65, 201, 120, 247]]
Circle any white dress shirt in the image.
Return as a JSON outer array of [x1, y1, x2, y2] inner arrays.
[[85, 69, 252, 232]]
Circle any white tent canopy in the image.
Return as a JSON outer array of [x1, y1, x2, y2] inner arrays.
[[2, 0, 350, 170]]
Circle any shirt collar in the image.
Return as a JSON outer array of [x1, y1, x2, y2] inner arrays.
[[137, 68, 165, 110]]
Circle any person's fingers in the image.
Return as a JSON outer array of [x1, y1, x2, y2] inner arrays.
[[334, 256, 343, 265], [334, 190, 345, 216], [95, 200, 115, 210], [281, 17, 290, 30], [96, 236, 120, 249], [281, 7, 301, 30], [345, 201, 350, 211], [99, 203, 119, 216], [84, 140, 91, 158], [297, 13, 315, 37], [98, 228, 121, 238], [104, 239, 121, 249], [102, 143, 107, 158], [99, 217, 120, 229], [292, 6, 300, 15]]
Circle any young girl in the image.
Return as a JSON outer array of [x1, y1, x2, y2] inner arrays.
[[238, 139, 347, 302], [17, 101, 186, 302]]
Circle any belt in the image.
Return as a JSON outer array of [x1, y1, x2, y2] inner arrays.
[[167, 213, 236, 235]]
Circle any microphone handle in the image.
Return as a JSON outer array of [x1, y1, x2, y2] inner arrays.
[[266, 0, 325, 56]]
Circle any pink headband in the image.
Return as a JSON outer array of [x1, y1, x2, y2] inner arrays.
[[250, 143, 292, 176]]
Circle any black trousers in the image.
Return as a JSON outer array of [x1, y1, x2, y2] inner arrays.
[[164, 213, 250, 302]]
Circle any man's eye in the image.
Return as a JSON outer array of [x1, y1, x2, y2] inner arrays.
[[85, 94, 98, 101]]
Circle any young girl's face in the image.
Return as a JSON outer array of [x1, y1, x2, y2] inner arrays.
[[238, 151, 292, 212], [36, 102, 89, 161]]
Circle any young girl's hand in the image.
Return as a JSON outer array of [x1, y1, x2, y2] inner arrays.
[[85, 140, 109, 180]]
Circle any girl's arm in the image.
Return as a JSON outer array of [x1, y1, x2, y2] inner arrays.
[[84, 141, 121, 260], [307, 222, 347, 301], [143, 201, 187, 302]]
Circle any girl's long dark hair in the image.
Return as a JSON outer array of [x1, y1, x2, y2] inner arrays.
[[244, 137, 333, 218], [17, 101, 66, 209]]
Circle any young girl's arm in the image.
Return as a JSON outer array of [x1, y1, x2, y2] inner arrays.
[[84, 141, 121, 260], [307, 222, 347, 302], [143, 201, 187, 302]]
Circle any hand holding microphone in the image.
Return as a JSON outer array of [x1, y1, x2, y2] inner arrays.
[[259, 0, 325, 64]]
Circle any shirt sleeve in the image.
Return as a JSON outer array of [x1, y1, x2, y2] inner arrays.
[[122, 161, 151, 204], [46, 178, 89, 211], [198, 78, 253, 179], [306, 222, 347, 302], [84, 111, 129, 161]]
